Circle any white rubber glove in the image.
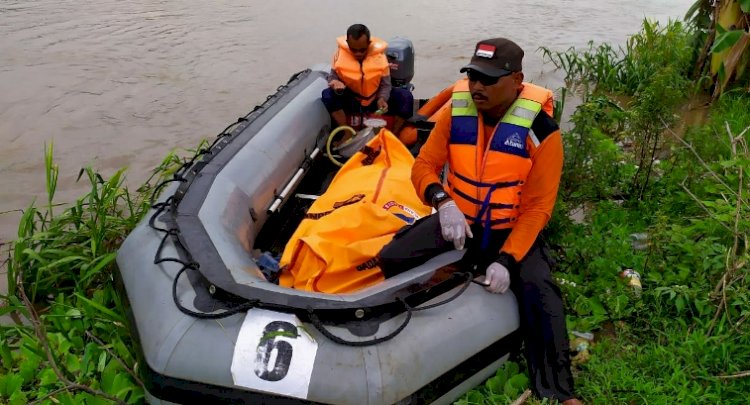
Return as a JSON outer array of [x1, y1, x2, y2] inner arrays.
[[484, 262, 510, 294], [437, 200, 473, 250]]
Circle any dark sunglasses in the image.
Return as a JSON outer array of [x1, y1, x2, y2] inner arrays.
[[466, 70, 511, 86]]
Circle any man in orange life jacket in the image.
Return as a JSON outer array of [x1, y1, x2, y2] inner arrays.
[[378, 38, 582, 404], [321, 24, 413, 135]]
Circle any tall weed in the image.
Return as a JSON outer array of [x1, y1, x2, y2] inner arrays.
[[544, 19, 750, 405], [549, 19, 695, 203], [1, 148, 180, 404], [541, 19, 695, 96]]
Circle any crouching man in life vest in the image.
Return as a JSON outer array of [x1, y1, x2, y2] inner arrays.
[[377, 38, 583, 405], [321, 24, 413, 135]]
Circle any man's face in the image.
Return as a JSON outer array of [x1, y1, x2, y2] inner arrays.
[[468, 70, 524, 116], [346, 35, 370, 62]]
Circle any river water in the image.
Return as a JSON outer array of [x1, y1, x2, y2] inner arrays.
[[0, 0, 693, 258]]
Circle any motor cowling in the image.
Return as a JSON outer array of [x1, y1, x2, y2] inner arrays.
[[386, 37, 415, 88]]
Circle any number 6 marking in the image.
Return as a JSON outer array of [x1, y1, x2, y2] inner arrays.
[[254, 321, 297, 381]]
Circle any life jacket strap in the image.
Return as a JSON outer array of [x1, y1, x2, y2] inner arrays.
[[452, 187, 514, 209], [451, 169, 521, 189]]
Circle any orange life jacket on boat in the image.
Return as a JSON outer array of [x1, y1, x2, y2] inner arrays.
[[447, 79, 554, 231], [279, 129, 431, 293], [333, 36, 389, 107], [397, 84, 453, 145]]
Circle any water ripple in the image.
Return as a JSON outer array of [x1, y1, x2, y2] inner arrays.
[[0, 0, 694, 244]]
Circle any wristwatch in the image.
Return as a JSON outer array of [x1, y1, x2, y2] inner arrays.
[[431, 190, 450, 208]]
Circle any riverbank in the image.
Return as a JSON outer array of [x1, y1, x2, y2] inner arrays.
[[2, 15, 749, 405]]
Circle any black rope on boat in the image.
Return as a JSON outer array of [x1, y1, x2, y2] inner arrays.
[[148, 196, 175, 233], [148, 119, 247, 206], [142, 75, 314, 320], [172, 265, 261, 319], [219, 117, 247, 135], [305, 272, 474, 346], [411, 272, 474, 312], [306, 298, 413, 347], [287, 70, 307, 83], [149, 178, 186, 206]]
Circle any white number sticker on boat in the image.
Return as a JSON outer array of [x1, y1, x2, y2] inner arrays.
[[231, 308, 318, 399]]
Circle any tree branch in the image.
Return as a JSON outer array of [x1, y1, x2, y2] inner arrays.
[[707, 272, 726, 337], [678, 180, 734, 234], [17, 275, 129, 405], [85, 330, 144, 390], [717, 370, 750, 379], [662, 118, 749, 206], [726, 122, 743, 270], [510, 389, 533, 405]]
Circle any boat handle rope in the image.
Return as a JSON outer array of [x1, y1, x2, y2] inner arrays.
[[306, 299, 413, 347], [146, 196, 263, 319], [306, 272, 474, 347], [148, 117, 247, 207], [172, 265, 262, 319], [147, 70, 308, 208]]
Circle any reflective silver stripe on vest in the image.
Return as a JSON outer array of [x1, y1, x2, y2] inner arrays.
[[511, 106, 538, 121], [452, 99, 470, 108], [529, 128, 540, 147]]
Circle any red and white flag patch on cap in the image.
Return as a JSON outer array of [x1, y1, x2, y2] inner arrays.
[[475, 44, 495, 58]]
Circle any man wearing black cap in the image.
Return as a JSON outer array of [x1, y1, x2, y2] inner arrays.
[[378, 38, 581, 404]]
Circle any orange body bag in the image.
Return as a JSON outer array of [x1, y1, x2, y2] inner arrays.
[[279, 130, 431, 293]]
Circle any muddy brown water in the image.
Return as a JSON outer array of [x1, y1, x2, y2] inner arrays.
[[1, 0, 693, 280]]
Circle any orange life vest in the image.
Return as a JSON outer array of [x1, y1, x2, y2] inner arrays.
[[333, 36, 389, 107], [397, 84, 453, 145], [447, 80, 553, 243]]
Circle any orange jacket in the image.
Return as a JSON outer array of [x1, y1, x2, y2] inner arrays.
[[333, 36, 389, 106], [412, 80, 563, 263]]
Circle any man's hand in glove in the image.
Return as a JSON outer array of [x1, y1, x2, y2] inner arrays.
[[484, 261, 510, 294], [437, 200, 473, 250]]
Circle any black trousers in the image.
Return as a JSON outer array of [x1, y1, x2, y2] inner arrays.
[[378, 214, 575, 402]]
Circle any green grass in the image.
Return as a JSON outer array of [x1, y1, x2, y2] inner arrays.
[[0, 146, 183, 404], [576, 326, 750, 404]]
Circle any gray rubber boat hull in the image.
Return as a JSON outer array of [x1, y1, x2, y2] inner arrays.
[[116, 66, 521, 405]]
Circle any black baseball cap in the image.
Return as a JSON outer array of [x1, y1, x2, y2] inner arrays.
[[459, 38, 524, 77]]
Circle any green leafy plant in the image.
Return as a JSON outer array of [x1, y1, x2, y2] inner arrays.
[[454, 362, 530, 405], [1, 148, 182, 404], [541, 20, 694, 96], [538, 18, 750, 405]]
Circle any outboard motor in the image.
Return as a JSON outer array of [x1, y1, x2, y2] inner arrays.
[[386, 37, 415, 89]]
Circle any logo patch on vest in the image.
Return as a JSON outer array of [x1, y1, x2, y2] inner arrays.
[[504, 132, 524, 149], [476, 44, 495, 58], [490, 123, 530, 158]]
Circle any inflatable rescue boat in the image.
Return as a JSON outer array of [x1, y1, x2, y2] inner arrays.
[[116, 38, 521, 405]]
